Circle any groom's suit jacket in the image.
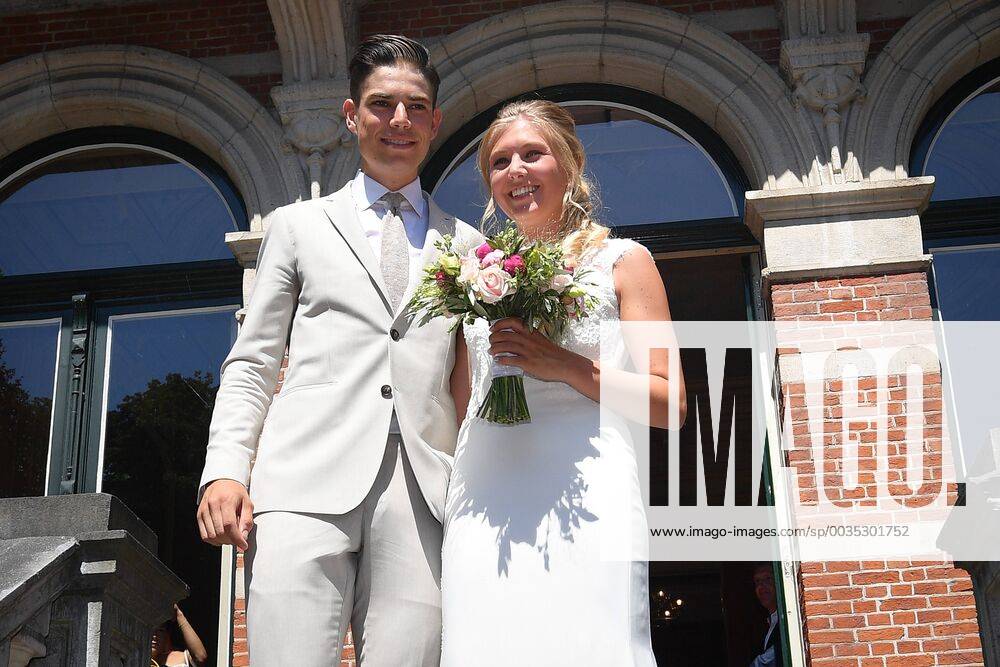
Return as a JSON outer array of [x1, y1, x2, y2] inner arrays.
[[199, 181, 481, 522]]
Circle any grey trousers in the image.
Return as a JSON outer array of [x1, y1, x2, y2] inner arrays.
[[245, 436, 443, 666]]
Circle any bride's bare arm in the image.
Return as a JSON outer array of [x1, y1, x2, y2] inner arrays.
[[450, 329, 471, 425], [488, 248, 686, 430], [607, 247, 686, 430]]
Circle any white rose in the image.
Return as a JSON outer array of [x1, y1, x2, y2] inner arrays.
[[549, 273, 573, 292], [459, 251, 480, 285], [476, 265, 513, 304]]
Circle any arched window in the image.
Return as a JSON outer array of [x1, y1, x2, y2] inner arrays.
[[0, 127, 245, 661], [912, 58, 1000, 321]]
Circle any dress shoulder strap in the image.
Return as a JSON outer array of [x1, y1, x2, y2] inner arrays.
[[584, 237, 653, 275]]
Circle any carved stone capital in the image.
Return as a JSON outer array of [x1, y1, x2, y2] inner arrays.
[[271, 80, 354, 198], [789, 63, 864, 114], [781, 34, 870, 183]]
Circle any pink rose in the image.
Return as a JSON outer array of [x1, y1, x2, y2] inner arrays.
[[475, 242, 494, 260], [481, 249, 505, 267], [435, 270, 448, 284], [503, 254, 525, 274], [475, 265, 513, 304]]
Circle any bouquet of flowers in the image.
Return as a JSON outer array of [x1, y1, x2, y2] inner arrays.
[[408, 227, 597, 425]]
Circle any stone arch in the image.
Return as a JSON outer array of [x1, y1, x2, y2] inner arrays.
[[0, 45, 303, 228], [849, 0, 1000, 181], [429, 1, 820, 190]]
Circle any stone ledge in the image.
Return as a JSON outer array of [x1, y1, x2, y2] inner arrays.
[[748, 178, 935, 279], [0, 537, 77, 642], [226, 230, 264, 268], [0, 494, 155, 553], [762, 255, 933, 285], [746, 177, 935, 233]]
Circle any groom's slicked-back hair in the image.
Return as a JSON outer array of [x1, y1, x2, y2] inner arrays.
[[349, 34, 441, 106]]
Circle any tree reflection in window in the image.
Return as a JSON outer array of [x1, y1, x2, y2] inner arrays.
[[103, 370, 218, 567], [0, 323, 58, 498]]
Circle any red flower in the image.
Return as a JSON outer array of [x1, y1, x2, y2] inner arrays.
[[475, 242, 494, 260], [503, 254, 526, 274]]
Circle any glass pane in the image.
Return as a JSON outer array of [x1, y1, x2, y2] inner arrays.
[[658, 254, 749, 322], [931, 246, 1000, 320], [0, 320, 59, 497], [0, 147, 239, 276], [925, 85, 1000, 201], [100, 306, 238, 663], [432, 103, 737, 226], [649, 254, 751, 507]]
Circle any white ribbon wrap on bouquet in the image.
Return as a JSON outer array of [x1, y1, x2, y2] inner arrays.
[[489, 322, 524, 378], [490, 353, 524, 378]]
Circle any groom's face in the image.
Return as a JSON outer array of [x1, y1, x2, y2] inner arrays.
[[343, 63, 442, 191]]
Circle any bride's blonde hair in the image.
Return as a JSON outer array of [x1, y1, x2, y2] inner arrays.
[[477, 99, 610, 263]]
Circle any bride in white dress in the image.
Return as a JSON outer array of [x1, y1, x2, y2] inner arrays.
[[441, 100, 686, 666]]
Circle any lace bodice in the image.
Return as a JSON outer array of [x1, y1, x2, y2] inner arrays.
[[462, 238, 651, 420]]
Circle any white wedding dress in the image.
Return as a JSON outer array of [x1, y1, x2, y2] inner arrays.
[[441, 238, 657, 666]]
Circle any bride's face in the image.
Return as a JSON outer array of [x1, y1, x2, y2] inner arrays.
[[487, 117, 568, 238]]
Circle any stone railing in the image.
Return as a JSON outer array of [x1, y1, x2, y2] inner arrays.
[[0, 494, 187, 666]]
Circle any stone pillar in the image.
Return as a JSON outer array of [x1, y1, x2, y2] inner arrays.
[[272, 80, 356, 199], [748, 178, 986, 665]]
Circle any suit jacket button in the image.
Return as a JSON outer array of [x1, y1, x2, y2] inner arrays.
[[381, 385, 393, 398], [390, 329, 400, 341]]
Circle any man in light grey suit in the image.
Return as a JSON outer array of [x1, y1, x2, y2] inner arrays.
[[196, 35, 480, 666]]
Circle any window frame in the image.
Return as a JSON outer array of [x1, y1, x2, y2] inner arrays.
[[0, 127, 247, 241], [0, 311, 70, 498]]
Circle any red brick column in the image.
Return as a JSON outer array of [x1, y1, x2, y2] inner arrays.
[[770, 272, 985, 667]]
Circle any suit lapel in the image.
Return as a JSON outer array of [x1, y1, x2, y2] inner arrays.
[[392, 196, 455, 326], [322, 185, 392, 313]]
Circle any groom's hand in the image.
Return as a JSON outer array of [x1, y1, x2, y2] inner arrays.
[[197, 479, 254, 552]]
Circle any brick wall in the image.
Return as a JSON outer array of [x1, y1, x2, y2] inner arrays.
[[0, 0, 278, 106], [859, 17, 911, 61], [361, 0, 782, 64], [231, 72, 284, 108], [360, 0, 918, 69], [771, 273, 985, 667]]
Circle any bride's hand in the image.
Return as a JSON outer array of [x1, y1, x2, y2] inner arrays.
[[488, 317, 588, 383]]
